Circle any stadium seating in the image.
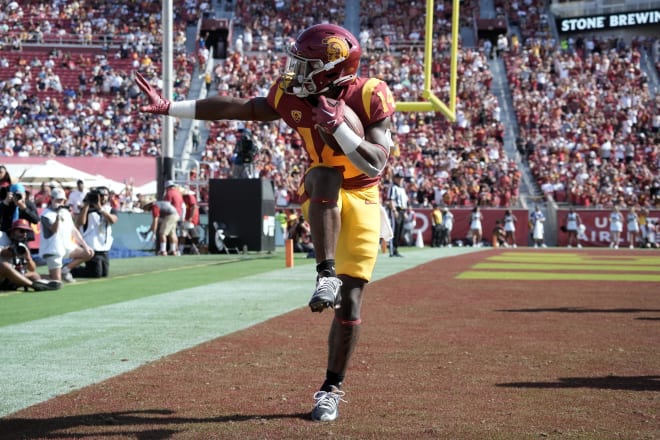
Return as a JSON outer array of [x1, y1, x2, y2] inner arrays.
[[1, 0, 657, 210]]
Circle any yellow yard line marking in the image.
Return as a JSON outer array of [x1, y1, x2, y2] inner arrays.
[[489, 254, 660, 265], [473, 263, 660, 272], [457, 271, 660, 282]]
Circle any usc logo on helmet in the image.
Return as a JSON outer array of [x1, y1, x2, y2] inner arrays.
[[324, 36, 349, 62]]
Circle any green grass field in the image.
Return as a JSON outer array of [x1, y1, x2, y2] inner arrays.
[[0, 253, 310, 326], [1, 247, 658, 439], [1, 246, 480, 417]]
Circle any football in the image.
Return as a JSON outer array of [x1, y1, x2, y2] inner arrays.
[[318, 100, 365, 152]]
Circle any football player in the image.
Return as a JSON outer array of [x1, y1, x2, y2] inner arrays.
[[136, 23, 396, 422]]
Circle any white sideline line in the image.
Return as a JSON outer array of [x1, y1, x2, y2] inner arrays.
[[0, 247, 481, 417]]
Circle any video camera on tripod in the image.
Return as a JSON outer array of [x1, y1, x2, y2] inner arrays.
[[235, 128, 258, 164]]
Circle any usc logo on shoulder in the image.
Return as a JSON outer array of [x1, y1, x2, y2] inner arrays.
[[324, 36, 349, 62]]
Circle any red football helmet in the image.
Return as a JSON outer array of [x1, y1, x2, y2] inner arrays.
[[282, 24, 362, 98]]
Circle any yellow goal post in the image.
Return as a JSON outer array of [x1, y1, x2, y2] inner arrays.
[[394, 0, 459, 123]]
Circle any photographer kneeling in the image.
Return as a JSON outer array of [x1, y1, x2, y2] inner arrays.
[[0, 219, 61, 292], [73, 187, 118, 278], [39, 188, 94, 283]]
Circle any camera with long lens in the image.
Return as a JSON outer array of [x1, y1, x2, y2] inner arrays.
[[84, 189, 101, 205], [12, 242, 30, 275]]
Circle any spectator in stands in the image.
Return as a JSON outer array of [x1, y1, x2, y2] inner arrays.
[[39, 187, 95, 283], [3, 0, 656, 249], [505, 34, 655, 209], [495, 34, 508, 58], [1, 4, 527, 213], [275, 183, 290, 208]]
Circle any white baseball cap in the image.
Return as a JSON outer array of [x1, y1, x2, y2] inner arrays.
[[51, 188, 66, 200]]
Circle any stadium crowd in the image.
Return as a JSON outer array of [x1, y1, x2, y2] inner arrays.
[[507, 37, 659, 209], [0, 0, 658, 212], [0, 0, 197, 158], [499, 0, 659, 210]]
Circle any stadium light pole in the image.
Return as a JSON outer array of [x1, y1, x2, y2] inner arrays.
[[161, 0, 174, 190]]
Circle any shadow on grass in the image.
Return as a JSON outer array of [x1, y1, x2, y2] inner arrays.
[[497, 375, 660, 391], [497, 307, 660, 314], [0, 409, 310, 439]]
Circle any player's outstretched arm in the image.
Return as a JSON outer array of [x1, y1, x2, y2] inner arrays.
[[134, 72, 280, 122], [135, 71, 172, 115]]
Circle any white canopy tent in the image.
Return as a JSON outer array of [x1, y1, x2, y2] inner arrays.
[[5, 160, 124, 192], [133, 180, 157, 196]]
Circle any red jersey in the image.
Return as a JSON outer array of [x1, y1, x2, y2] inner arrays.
[[266, 77, 395, 190], [163, 187, 184, 217], [182, 193, 199, 225]]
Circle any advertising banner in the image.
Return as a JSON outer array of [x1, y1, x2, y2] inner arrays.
[[557, 9, 660, 33]]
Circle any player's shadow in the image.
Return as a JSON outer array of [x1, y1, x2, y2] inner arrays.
[[497, 307, 660, 314], [0, 409, 310, 440], [497, 375, 660, 392]]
